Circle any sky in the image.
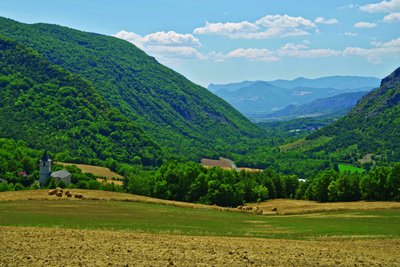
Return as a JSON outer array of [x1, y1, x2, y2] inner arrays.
[[1, 0, 399, 87]]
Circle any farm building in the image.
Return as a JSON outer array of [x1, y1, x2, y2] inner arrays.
[[39, 151, 71, 186]]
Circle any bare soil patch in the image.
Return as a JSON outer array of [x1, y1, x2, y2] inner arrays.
[[0, 226, 398, 266]]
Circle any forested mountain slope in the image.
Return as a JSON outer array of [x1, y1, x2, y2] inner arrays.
[[0, 35, 162, 165], [0, 17, 261, 159], [308, 67, 400, 163]]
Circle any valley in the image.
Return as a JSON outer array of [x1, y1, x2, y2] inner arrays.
[[0, 4, 399, 265], [209, 77, 380, 120]]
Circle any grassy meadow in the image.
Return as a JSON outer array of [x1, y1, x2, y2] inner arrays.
[[0, 196, 399, 240], [338, 163, 366, 173]]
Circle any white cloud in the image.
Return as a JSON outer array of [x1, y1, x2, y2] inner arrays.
[[339, 4, 357, 9], [213, 42, 341, 62], [193, 21, 259, 38], [345, 32, 358, 37], [255, 14, 316, 28], [360, 0, 400, 13], [146, 46, 206, 60], [114, 30, 200, 48], [213, 48, 279, 62], [113, 30, 205, 65], [383, 12, 400, 21], [278, 43, 341, 58], [113, 30, 144, 47], [194, 14, 315, 39], [314, 17, 339, 24], [343, 37, 400, 63], [354, 21, 378, 28]]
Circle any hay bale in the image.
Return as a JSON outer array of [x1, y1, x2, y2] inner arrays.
[[48, 190, 57, 196], [78, 194, 84, 199], [271, 207, 277, 212], [56, 192, 63, 197], [237, 205, 243, 210], [66, 193, 72, 198], [255, 209, 263, 215], [65, 190, 70, 195], [74, 194, 79, 198]]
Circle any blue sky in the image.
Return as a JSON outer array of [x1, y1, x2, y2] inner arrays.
[[1, 0, 399, 86]]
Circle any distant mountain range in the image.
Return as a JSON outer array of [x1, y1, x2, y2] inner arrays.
[[209, 76, 381, 118], [253, 91, 370, 121]]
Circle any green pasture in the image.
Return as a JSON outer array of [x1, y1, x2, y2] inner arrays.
[[338, 164, 365, 173], [0, 200, 399, 240]]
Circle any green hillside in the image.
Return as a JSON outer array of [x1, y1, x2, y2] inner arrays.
[[0, 35, 162, 165], [308, 67, 400, 164], [0, 17, 261, 159]]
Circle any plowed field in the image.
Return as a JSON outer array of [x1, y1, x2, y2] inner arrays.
[[1, 226, 399, 266]]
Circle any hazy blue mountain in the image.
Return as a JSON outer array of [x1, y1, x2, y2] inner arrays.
[[261, 91, 369, 120], [268, 76, 381, 90], [208, 81, 256, 94], [208, 76, 380, 116]]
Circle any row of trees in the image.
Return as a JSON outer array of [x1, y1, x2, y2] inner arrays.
[[296, 164, 400, 201], [121, 161, 299, 207]]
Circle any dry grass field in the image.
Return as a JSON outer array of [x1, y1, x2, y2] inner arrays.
[[57, 162, 123, 179], [1, 191, 400, 266], [250, 199, 400, 215], [0, 189, 231, 211], [1, 226, 399, 266], [96, 178, 124, 186]]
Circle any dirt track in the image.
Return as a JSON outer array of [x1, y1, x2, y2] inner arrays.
[[1, 226, 399, 266]]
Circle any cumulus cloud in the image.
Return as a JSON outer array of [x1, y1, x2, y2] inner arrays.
[[193, 21, 259, 37], [314, 17, 339, 24], [113, 30, 205, 65], [339, 4, 358, 9], [114, 30, 200, 48], [354, 21, 378, 28], [345, 32, 358, 37], [360, 0, 400, 13], [383, 12, 400, 21], [255, 14, 316, 28], [194, 14, 316, 39], [277, 43, 341, 58], [212, 48, 279, 62], [343, 37, 400, 63], [213, 42, 341, 62]]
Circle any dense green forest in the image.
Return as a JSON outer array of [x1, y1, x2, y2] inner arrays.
[[0, 17, 262, 160], [0, 35, 162, 165]]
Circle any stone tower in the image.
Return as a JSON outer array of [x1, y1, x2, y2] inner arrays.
[[39, 151, 52, 186]]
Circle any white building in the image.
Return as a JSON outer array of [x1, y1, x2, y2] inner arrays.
[[39, 151, 71, 186]]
